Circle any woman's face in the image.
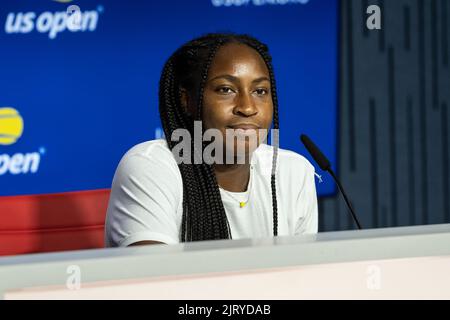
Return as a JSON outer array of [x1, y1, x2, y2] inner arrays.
[[201, 42, 274, 161]]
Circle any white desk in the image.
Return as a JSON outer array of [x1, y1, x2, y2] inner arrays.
[[1, 224, 449, 299]]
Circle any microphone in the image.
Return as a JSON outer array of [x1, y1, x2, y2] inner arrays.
[[300, 134, 362, 230]]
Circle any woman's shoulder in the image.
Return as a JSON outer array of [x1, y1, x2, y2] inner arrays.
[[253, 143, 316, 177], [114, 139, 181, 181], [254, 145, 316, 194], [122, 139, 173, 160]]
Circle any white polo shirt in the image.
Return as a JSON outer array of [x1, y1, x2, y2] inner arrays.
[[105, 139, 318, 246]]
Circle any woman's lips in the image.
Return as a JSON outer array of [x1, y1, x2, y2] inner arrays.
[[227, 123, 260, 130]]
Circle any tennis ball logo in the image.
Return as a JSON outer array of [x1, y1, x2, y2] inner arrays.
[[0, 107, 24, 145]]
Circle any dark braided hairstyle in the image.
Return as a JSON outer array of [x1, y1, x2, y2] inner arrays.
[[158, 32, 280, 241]]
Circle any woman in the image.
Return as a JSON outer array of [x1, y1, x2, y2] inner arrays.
[[105, 32, 318, 246]]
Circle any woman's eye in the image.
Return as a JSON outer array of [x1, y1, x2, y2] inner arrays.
[[255, 88, 268, 95], [217, 87, 234, 94]]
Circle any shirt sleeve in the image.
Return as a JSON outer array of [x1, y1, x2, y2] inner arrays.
[[105, 148, 182, 247], [294, 162, 319, 235]]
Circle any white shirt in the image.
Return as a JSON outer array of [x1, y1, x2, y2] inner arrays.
[[105, 139, 318, 247]]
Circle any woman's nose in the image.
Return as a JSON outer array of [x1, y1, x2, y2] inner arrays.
[[233, 92, 258, 117]]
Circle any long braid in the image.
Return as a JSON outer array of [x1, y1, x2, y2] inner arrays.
[[158, 32, 279, 241], [193, 40, 233, 239]]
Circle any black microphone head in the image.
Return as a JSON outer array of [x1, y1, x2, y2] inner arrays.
[[300, 134, 331, 171]]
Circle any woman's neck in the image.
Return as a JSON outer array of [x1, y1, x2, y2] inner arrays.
[[214, 163, 251, 192]]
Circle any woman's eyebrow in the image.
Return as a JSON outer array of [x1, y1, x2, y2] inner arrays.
[[208, 74, 270, 84], [252, 76, 270, 84]]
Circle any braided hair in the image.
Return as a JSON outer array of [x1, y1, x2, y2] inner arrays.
[[158, 32, 279, 242]]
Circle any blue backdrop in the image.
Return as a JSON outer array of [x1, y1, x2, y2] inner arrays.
[[0, 0, 338, 196]]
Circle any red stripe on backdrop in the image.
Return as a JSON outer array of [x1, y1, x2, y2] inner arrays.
[[0, 189, 110, 256]]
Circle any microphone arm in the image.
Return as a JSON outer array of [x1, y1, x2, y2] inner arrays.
[[327, 168, 362, 230], [300, 134, 362, 230]]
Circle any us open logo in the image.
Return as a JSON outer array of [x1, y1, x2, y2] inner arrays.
[[4, 4, 103, 39], [0, 107, 43, 176]]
